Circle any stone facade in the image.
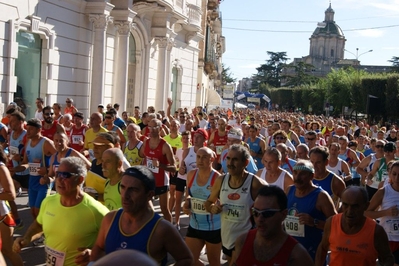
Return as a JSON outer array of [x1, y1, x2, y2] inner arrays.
[[0, 0, 221, 118]]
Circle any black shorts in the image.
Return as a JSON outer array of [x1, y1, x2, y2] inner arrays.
[[155, 186, 169, 196], [175, 178, 186, 192], [186, 226, 221, 244], [222, 245, 235, 257], [170, 172, 178, 185], [12, 174, 29, 189]]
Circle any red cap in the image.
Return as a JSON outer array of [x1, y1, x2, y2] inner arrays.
[[195, 128, 208, 140]]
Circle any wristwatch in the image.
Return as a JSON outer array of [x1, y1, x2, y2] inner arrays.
[[313, 219, 319, 227]]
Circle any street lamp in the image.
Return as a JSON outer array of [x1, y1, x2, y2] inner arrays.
[[344, 48, 373, 66]]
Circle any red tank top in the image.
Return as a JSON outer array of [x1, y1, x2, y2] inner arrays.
[[143, 126, 150, 137], [143, 138, 169, 187], [69, 125, 88, 151], [213, 130, 228, 157], [236, 229, 298, 266], [41, 120, 58, 140], [329, 214, 378, 266]]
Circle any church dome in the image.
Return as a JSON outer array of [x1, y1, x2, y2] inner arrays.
[[312, 3, 344, 37]]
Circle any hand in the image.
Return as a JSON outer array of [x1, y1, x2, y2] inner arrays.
[[12, 154, 22, 162], [167, 98, 173, 106], [75, 247, 91, 265], [183, 199, 191, 215], [37, 166, 47, 176], [152, 159, 159, 168], [179, 164, 186, 175], [297, 213, 313, 226], [388, 205, 399, 217], [210, 202, 223, 214], [13, 237, 29, 253]]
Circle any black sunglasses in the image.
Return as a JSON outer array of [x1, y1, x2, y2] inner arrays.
[[56, 171, 79, 179], [251, 207, 281, 218], [375, 145, 384, 149], [44, 113, 54, 116]]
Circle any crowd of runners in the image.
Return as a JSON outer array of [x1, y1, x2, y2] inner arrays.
[[0, 96, 398, 265]]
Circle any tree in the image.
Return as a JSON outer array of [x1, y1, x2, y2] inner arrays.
[[254, 51, 289, 88], [284, 61, 319, 87], [388, 56, 399, 72], [221, 63, 236, 84]]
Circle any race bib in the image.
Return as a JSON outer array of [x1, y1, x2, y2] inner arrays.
[[387, 219, 399, 235], [45, 246, 65, 266], [9, 146, 19, 155], [216, 145, 224, 155], [191, 198, 207, 214], [223, 203, 244, 223], [284, 216, 305, 237], [146, 157, 159, 173], [71, 135, 83, 144], [29, 163, 41, 176]]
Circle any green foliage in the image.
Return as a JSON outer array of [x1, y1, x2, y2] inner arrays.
[[388, 56, 399, 73], [221, 63, 236, 84], [255, 51, 289, 88], [284, 62, 320, 87]]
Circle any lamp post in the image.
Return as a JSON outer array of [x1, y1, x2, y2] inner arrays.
[[344, 48, 373, 66]]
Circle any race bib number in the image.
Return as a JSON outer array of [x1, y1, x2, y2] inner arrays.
[[29, 163, 41, 176], [71, 135, 83, 144], [191, 198, 207, 214], [45, 246, 65, 266], [146, 157, 159, 173], [284, 216, 305, 237], [9, 146, 19, 155], [223, 204, 244, 223], [216, 145, 224, 155], [387, 219, 399, 235]]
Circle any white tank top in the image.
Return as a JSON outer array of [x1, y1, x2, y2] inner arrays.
[[380, 185, 399, 241], [0, 163, 10, 216], [220, 173, 255, 249], [184, 147, 197, 173], [327, 158, 343, 177], [259, 168, 285, 190], [367, 154, 377, 173]]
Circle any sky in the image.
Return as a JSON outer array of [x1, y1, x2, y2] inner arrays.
[[220, 0, 399, 80]]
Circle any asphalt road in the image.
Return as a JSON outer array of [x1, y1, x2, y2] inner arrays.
[[8, 191, 228, 266]]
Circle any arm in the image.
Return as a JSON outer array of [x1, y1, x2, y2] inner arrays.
[[90, 212, 115, 262], [178, 148, 189, 175], [117, 128, 126, 147], [13, 220, 43, 253], [290, 131, 300, 147], [138, 139, 147, 158], [374, 224, 395, 266], [315, 217, 332, 266], [301, 191, 336, 230], [182, 170, 195, 215], [366, 160, 381, 184], [161, 143, 176, 172], [0, 165, 16, 201], [204, 176, 223, 214], [250, 175, 268, 199], [160, 221, 194, 266], [71, 150, 92, 169], [341, 160, 352, 182], [331, 174, 346, 199], [364, 188, 396, 219], [166, 98, 174, 122], [349, 149, 361, 167], [44, 139, 57, 157], [283, 172, 294, 191], [230, 232, 247, 266], [289, 242, 315, 266]]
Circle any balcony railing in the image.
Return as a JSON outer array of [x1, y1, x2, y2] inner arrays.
[[186, 3, 201, 31]]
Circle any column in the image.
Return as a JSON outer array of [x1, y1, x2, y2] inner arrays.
[[113, 21, 133, 111], [89, 14, 113, 113], [154, 37, 174, 110]]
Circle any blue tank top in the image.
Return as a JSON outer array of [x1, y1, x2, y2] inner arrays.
[[312, 172, 334, 196], [246, 137, 264, 169], [52, 148, 72, 173], [26, 138, 48, 190], [287, 186, 326, 260], [188, 169, 221, 230], [105, 209, 166, 266], [10, 130, 29, 175]]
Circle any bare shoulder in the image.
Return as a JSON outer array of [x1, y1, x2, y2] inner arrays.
[[289, 241, 315, 266]]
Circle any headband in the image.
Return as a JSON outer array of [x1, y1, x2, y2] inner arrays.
[[293, 164, 314, 173]]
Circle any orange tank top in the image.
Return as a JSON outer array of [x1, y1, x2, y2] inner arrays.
[[329, 213, 378, 266]]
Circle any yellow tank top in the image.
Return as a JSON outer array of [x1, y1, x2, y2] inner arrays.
[[123, 140, 144, 166]]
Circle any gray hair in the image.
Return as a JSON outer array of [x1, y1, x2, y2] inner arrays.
[[60, 157, 87, 182], [264, 147, 282, 161], [230, 144, 250, 161]]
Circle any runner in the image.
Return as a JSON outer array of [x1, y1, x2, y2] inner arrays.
[[83, 112, 108, 161], [103, 148, 124, 210], [246, 124, 266, 169], [122, 123, 144, 166], [41, 105, 66, 140]]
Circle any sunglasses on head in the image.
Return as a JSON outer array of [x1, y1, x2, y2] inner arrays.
[[251, 207, 281, 218], [56, 171, 79, 179]]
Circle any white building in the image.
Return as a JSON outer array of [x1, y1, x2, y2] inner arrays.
[[0, 0, 224, 119]]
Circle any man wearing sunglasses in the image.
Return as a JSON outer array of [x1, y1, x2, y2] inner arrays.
[[13, 157, 109, 266], [90, 166, 193, 266], [286, 160, 337, 261], [232, 185, 314, 266], [41, 105, 66, 140]]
